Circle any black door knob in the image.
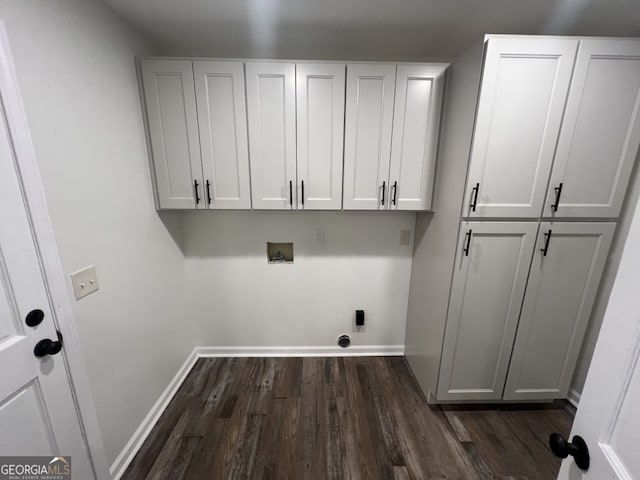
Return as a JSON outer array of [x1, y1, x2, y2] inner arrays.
[[549, 433, 590, 471], [34, 331, 63, 358], [25, 309, 45, 327]]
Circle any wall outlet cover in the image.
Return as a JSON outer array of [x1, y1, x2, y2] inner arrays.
[[313, 231, 324, 246], [400, 230, 411, 246], [70, 265, 99, 300]]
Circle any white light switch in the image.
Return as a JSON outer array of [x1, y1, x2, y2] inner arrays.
[[313, 231, 324, 246], [70, 265, 99, 300]]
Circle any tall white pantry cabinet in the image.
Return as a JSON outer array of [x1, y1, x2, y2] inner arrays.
[[406, 35, 640, 403]]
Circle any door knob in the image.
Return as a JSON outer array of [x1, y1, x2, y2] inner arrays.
[[549, 433, 590, 471], [25, 309, 45, 327], [34, 331, 63, 358]]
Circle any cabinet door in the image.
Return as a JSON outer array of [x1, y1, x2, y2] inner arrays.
[[544, 39, 640, 218], [296, 63, 345, 210], [436, 222, 538, 401], [389, 64, 447, 211], [464, 38, 578, 218], [503, 222, 615, 401], [193, 61, 251, 209], [343, 64, 396, 210], [245, 62, 296, 209], [140, 60, 204, 209]]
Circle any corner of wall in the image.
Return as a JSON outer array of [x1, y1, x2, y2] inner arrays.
[[569, 147, 640, 397], [0, 0, 196, 467], [404, 40, 484, 396]]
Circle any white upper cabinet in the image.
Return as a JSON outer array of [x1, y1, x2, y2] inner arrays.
[[437, 222, 538, 401], [464, 38, 578, 218], [343, 64, 397, 210], [140, 60, 204, 209], [141, 57, 447, 212], [544, 39, 640, 218], [141, 59, 252, 210], [245, 62, 297, 210], [389, 64, 447, 210], [296, 63, 345, 210], [503, 222, 615, 400], [193, 61, 251, 209]]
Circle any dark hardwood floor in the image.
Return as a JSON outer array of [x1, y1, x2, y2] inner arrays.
[[122, 357, 573, 480]]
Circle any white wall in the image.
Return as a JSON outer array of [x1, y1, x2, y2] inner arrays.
[[570, 149, 640, 398], [404, 41, 483, 397], [183, 211, 414, 349], [0, 0, 194, 466]]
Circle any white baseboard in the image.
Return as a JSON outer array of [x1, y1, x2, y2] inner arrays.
[[109, 344, 404, 478], [567, 388, 581, 408], [196, 345, 405, 357], [109, 348, 199, 480]]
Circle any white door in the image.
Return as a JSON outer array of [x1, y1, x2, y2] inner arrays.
[[388, 64, 447, 211], [245, 62, 297, 210], [296, 63, 345, 210], [343, 64, 396, 210], [464, 38, 578, 218], [556, 195, 640, 479], [504, 222, 615, 401], [436, 222, 538, 401], [544, 39, 640, 219], [0, 98, 93, 476], [140, 60, 204, 209], [193, 60, 251, 209]]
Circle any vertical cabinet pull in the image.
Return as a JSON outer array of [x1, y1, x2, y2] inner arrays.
[[301, 180, 305, 206], [551, 182, 563, 212], [206, 180, 212, 205], [381, 181, 386, 206], [392, 181, 398, 206], [541, 229, 552, 256], [289, 180, 293, 207], [470, 182, 480, 212], [194, 179, 200, 205], [463, 230, 472, 256]]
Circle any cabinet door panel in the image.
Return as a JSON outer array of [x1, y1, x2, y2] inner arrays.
[[436, 222, 538, 401], [503, 222, 615, 400], [140, 60, 203, 209], [246, 62, 296, 210], [194, 61, 251, 209], [544, 39, 640, 218], [389, 64, 447, 211], [464, 38, 578, 218], [343, 64, 396, 210], [296, 63, 345, 210]]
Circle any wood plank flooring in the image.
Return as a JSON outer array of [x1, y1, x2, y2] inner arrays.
[[122, 357, 573, 480]]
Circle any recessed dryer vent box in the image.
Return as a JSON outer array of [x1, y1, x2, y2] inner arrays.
[[267, 242, 294, 264]]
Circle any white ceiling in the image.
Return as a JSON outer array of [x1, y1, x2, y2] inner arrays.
[[104, 0, 640, 59]]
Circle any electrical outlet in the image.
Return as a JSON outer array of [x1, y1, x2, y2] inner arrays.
[[70, 265, 99, 300], [400, 230, 411, 246], [313, 231, 324, 246]]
